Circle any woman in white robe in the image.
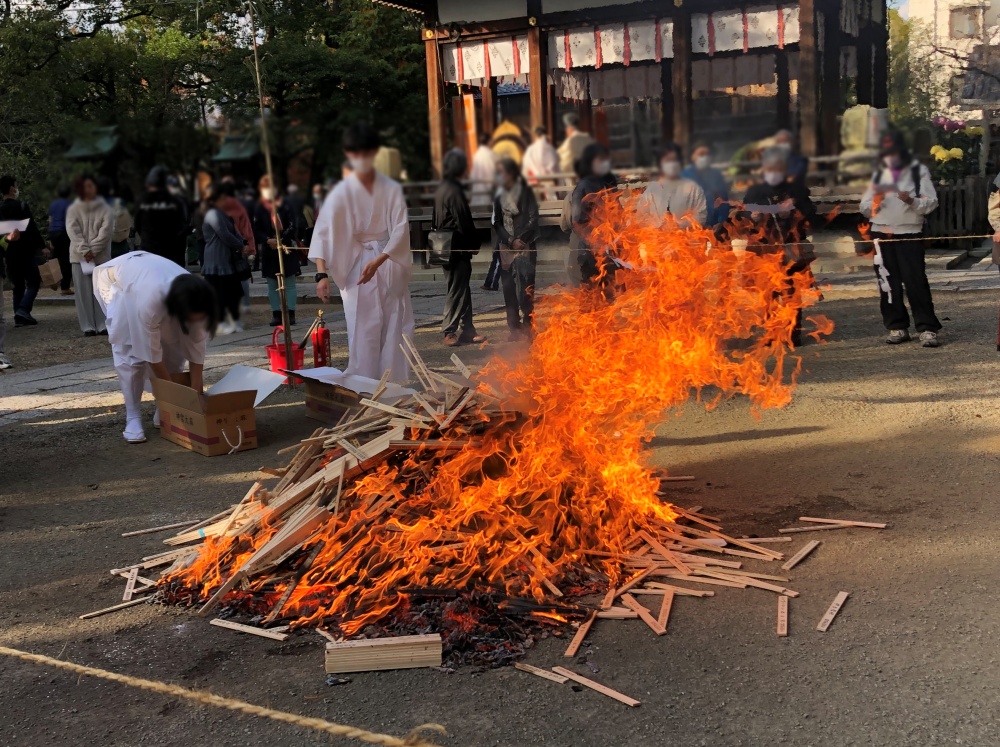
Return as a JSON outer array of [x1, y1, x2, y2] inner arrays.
[[310, 122, 414, 383], [93, 251, 218, 443]]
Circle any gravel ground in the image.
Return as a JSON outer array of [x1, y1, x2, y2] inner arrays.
[[2, 287, 1000, 746]]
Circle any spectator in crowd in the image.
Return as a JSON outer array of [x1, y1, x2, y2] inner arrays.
[[522, 126, 559, 183], [559, 158, 587, 287], [493, 157, 539, 341], [683, 141, 731, 227], [48, 185, 73, 295], [202, 185, 249, 335], [987, 172, 1000, 286], [0, 174, 45, 327], [0, 233, 10, 368], [108, 185, 134, 258], [558, 112, 596, 174], [774, 129, 809, 187], [254, 175, 300, 327], [571, 143, 617, 288], [470, 132, 497, 208], [638, 143, 708, 228], [216, 181, 256, 310], [135, 166, 189, 266], [284, 183, 308, 244], [66, 174, 112, 337], [312, 183, 326, 214], [93, 251, 218, 444], [435, 149, 484, 347], [860, 130, 941, 347], [741, 146, 818, 347]]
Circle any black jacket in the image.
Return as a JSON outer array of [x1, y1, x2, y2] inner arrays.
[[492, 179, 540, 251], [134, 189, 188, 259], [570, 172, 617, 253], [433, 178, 481, 257], [0, 199, 44, 276], [253, 201, 301, 278], [741, 179, 817, 245]]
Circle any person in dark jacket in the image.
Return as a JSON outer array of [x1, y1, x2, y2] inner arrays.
[[202, 185, 249, 335], [492, 157, 540, 340], [0, 175, 45, 326], [741, 146, 818, 346], [435, 149, 485, 346], [253, 175, 300, 326], [134, 166, 188, 266], [571, 143, 618, 290], [48, 185, 73, 294]]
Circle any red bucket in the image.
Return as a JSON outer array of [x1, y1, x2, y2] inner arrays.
[[266, 326, 304, 382]]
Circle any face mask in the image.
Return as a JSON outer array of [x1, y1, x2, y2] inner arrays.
[[593, 159, 611, 177], [775, 142, 792, 154], [260, 188, 275, 201], [763, 171, 786, 187], [661, 160, 682, 178], [883, 155, 902, 169], [350, 156, 375, 175], [694, 155, 711, 170]]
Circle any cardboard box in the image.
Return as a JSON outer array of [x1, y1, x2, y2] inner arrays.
[[152, 366, 286, 457], [290, 367, 415, 426]]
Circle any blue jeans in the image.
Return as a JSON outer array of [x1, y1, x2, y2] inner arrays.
[[266, 276, 297, 312]]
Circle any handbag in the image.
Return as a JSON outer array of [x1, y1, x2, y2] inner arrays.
[[230, 246, 253, 281], [428, 230, 453, 267]]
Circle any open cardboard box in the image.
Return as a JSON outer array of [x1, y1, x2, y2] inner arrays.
[[289, 367, 415, 426], [152, 365, 286, 456]]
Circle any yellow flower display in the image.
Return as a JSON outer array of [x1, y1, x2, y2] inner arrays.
[[949, 147, 965, 159], [930, 144, 944, 155]]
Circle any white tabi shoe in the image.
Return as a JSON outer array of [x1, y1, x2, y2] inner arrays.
[[153, 407, 161, 428], [123, 418, 147, 444]]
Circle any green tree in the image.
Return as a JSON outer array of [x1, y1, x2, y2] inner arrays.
[[888, 9, 947, 131]]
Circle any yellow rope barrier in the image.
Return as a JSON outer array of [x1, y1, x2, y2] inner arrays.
[[0, 645, 445, 747]]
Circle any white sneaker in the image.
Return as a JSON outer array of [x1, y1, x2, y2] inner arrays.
[[216, 321, 236, 336], [153, 407, 161, 428], [233, 320, 245, 333], [886, 329, 911, 345], [123, 419, 146, 444], [0, 353, 11, 370], [919, 331, 940, 348]]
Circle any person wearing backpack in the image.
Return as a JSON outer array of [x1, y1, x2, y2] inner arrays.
[[860, 130, 941, 348]]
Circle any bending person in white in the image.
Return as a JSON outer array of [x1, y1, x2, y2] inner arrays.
[[310, 121, 414, 383], [93, 251, 218, 443]]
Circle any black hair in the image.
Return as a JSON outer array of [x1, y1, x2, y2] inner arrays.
[[74, 174, 98, 200], [215, 181, 236, 198], [342, 121, 380, 152], [479, 132, 492, 146], [442, 149, 468, 181], [533, 126, 547, 137], [580, 143, 610, 177], [0, 175, 16, 196], [657, 142, 684, 162], [165, 274, 219, 337], [691, 140, 711, 153], [880, 129, 911, 162], [57, 184, 72, 199], [497, 157, 521, 180]]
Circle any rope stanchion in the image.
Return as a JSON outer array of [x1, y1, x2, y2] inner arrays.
[[0, 645, 445, 747]]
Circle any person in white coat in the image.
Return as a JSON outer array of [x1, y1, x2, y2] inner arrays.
[[860, 130, 941, 347], [66, 175, 113, 336], [469, 134, 498, 208], [637, 143, 708, 229], [93, 251, 218, 443], [310, 122, 414, 383]]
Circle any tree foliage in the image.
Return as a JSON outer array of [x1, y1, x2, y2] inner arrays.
[[888, 9, 947, 131]]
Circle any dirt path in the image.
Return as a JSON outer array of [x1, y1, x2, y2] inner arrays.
[[2, 289, 1000, 747]]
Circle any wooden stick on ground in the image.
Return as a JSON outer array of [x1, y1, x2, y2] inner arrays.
[[515, 662, 569, 684], [799, 517, 887, 529], [122, 566, 139, 601], [657, 590, 675, 631], [551, 667, 641, 707], [121, 520, 201, 538], [563, 611, 596, 658], [79, 598, 148, 620], [817, 591, 849, 632], [209, 619, 289, 641], [778, 524, 852, 534], [781, 540, 821, 571], [777, 596, 789, 637], [620, 594, 666, 636]]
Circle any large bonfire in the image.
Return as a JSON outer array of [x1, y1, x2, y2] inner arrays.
[[159, 194, 830, 659]]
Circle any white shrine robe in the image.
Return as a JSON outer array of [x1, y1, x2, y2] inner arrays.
[[522, 138, 559, 180], [93, 251, 208, 437], [469, 145, 498, 207], [636, 178, 708, 229], [309, 172, 414, 383]]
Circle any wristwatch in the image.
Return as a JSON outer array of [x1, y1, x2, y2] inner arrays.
[[315, 273, 329, 283]]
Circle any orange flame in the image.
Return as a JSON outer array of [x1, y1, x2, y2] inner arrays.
[[166, 193, 830, 634]]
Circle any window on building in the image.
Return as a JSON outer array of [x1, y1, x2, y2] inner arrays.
[[950, 7, 983, 39]]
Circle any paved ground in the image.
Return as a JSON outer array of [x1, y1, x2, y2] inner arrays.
[[3, 266, 1000, 746]]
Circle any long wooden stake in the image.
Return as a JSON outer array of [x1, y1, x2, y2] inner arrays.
[[781, 540, 821, 571], [777, 596, 788, 636], [817, 591, 849, 632], [563, 610, 596, 658], [656, 590, 674, 630], [551, 667, 641, 707], [799, 517, 887, 529]]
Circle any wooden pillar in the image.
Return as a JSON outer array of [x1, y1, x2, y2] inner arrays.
[[798, 0, 820, 157], [776, 49, 791, 130], [424, 35, 447, 178], [580, 99, 594, 135], [821, 0, 843, 155], [856, 7, 874, 108], [672, 6, 693, 149], [873, 0, 889, 109], [660, 57, 675, 144], [481, 79, 498, 137], [528, 27, 547, 131], [545, 79, 556, 140]]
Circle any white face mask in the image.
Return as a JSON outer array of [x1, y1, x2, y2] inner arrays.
[[349, 156, 376, 175], [260, 187, 275, 201], [694, 155, 711, 170], [593, 159, 611, 177], [661, 160, 682, 178], [763, 171, 786, 187], [883, 155, 902, 169]]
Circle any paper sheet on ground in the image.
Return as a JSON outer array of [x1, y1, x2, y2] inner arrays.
[[291, 367, 416, 401], [207, 365, 286, 407]]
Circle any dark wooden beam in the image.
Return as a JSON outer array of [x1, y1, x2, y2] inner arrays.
[[672, 5, 693, 150], [798, 0, 820, 157], [873, 0, 889, 109], [821, 0, 843, 155], [481, 79, 498, 136], [660, 57, 674, 144], [776, 49, 791, 130], [424, 35, 447, 178], [528, 26, 546, 131]]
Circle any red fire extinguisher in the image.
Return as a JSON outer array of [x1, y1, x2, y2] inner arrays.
[[312, 309, 331, 368]]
